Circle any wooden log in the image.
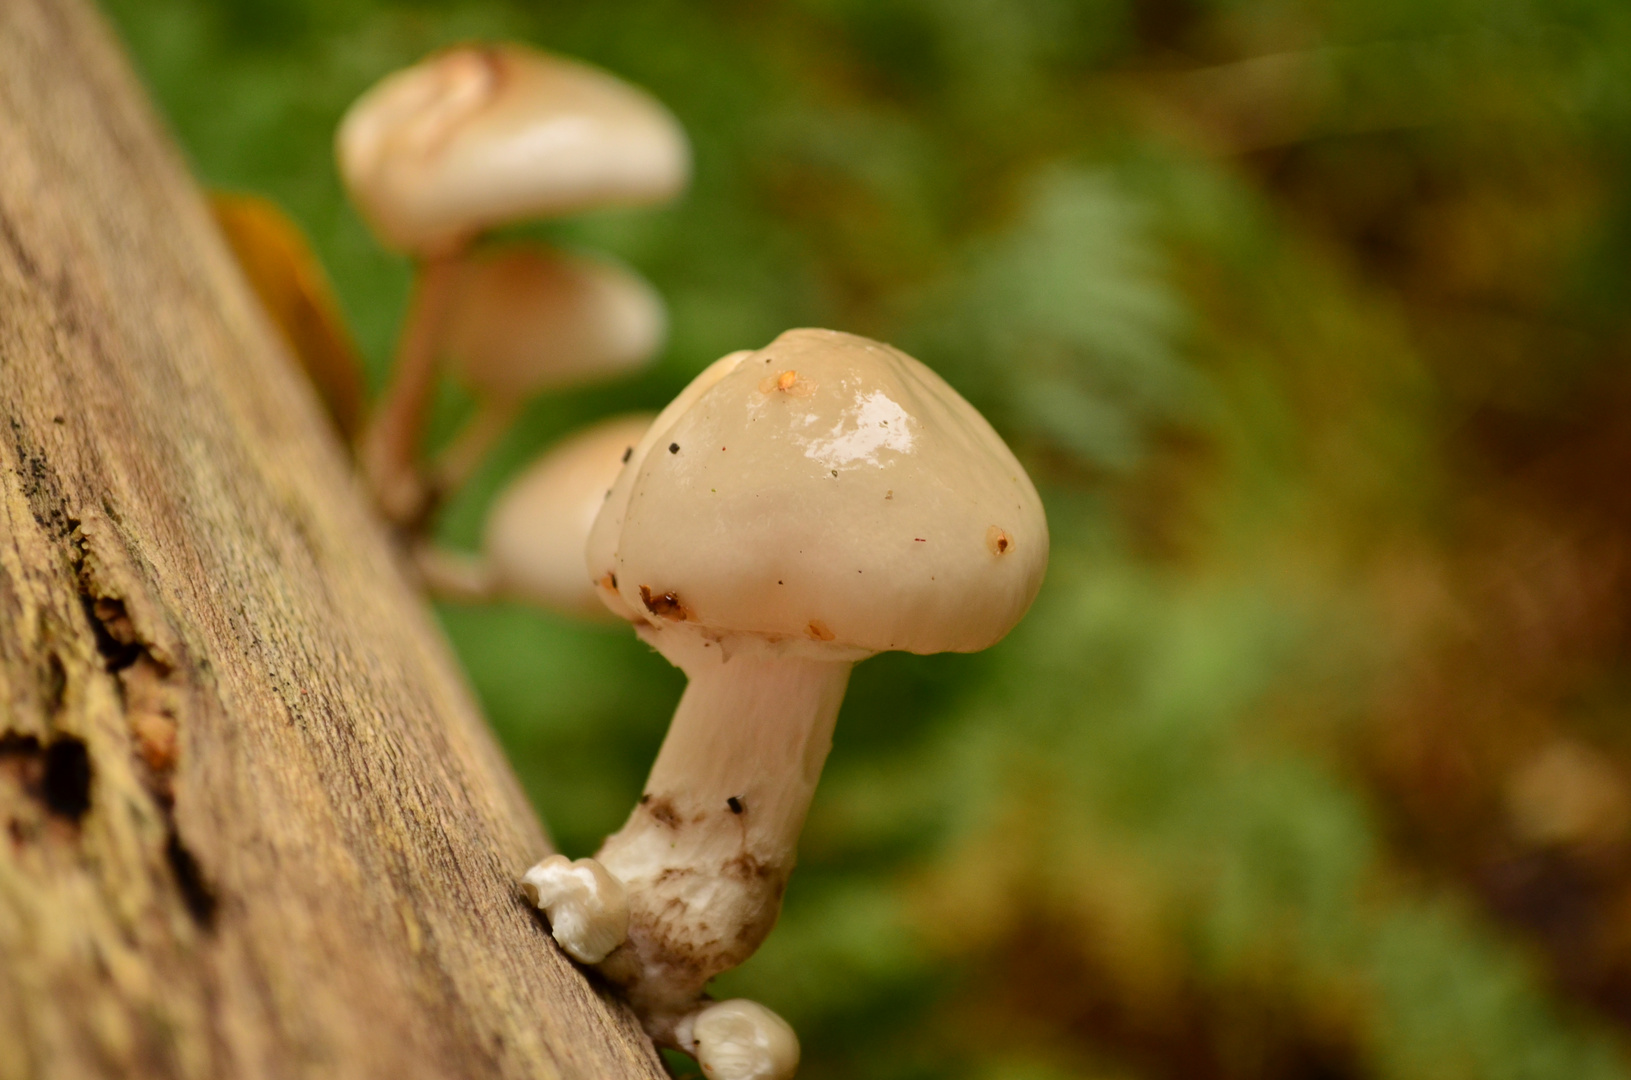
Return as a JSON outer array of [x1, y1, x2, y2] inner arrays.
[[0, 2, 664, 1077]]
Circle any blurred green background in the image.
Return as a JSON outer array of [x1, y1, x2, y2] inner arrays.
[[103, 0, 1631, 1076]]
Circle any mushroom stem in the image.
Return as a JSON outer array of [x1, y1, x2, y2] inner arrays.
[[411, 542, 496, 603], [433, 395, 522, 494], [593, 651, 852, 1022], [361, 253, 460, 526]]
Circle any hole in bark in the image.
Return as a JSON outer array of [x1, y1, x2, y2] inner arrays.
[[81, 595, 142, 672], [43, 652, 66, 714], [42, 738, 90, 820], [166, 831, 218, 928], [0, 732, 91, 824]]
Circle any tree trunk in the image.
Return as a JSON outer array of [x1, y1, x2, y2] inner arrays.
[[0, 2, 664, 1078]]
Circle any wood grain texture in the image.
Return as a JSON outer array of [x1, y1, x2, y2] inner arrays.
[[0, 2, 665, 1077]]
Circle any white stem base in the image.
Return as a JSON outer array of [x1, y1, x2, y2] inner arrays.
[[593, 653, 851, 1017], [521, 854, 628, 964]]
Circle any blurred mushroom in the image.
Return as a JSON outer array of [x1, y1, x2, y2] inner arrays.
[[337, 44, 688, 255], [462, 412, 655, 617], [1506, 738, 1631, 850], [413, 413, 653, 613], [433, 248, 665, 490], [336, 43, 688, 524], [533, 329, 1048, 1055]]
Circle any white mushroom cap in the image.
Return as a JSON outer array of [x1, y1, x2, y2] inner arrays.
[[443, 247, 665, 400], [337, 44, 690, 254], [588, 329, 1047, 659], [587, 349, 752, 624], [485, 414, 654, 618]]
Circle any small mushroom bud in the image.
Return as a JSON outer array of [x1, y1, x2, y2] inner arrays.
[[677, 999, 799, 1080], [521, 854, 629, 964], [481, 413, 655, 618]]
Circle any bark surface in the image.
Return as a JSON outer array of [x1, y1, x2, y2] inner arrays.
[[0, 2, 663, 1077]]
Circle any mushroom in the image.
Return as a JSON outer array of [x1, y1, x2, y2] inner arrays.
[[413, 412, 654, 612], [677, 1000, 800, 1080], [336, 43, 688, 523], [544, 328, 1048, 1052], [337, 44, 688, 254], [433, 248, 665, 489], [466, 412, 656, 617]]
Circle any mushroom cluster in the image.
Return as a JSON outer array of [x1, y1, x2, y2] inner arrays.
[[334, 42, 687, 537], [220, 42, 1048, 1080], [524, 328, 1049, 1075]]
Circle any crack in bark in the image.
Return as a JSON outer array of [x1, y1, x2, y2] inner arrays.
[[7, 391, 217, 929], [68, 523, 217, 930], [0, 731, 92, 823]]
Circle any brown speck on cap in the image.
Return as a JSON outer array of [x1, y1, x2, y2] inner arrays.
[[807, 619, 835, 641], [758, 369, 815, 397], [621, 446, 633, 463], [668, 442, 680, 454], [600, 571, 618, 590], [640, 585, 690, 620], [986, 526, 1013, 556]]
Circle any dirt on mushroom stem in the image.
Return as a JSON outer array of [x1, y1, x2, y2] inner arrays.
[[591, 646, 852, 1029]]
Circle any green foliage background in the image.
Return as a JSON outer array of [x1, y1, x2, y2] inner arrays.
[[102, 0, 1631, 1076]]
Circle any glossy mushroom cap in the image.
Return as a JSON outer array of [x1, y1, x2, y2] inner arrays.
[[588, 329, 1048, 659], [586, 349, 750, 624], [485, 414, 654, 618], [337, 44, 689, 254], [443, 248, 665, 399]]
